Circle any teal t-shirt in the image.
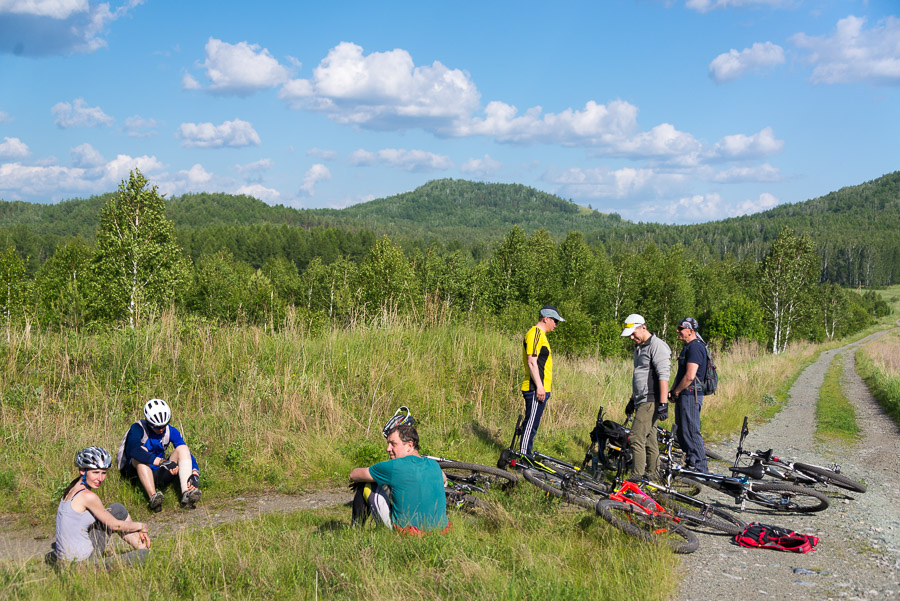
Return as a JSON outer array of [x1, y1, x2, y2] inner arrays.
[[368, 455, 448, 530]]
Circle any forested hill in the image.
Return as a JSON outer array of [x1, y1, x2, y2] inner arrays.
[[326, 179, 625, 238], [587, 171, 900, 287], [1, 172, 899, 285], [0, 179, 622, 240]]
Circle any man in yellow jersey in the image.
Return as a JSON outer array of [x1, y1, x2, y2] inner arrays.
[[519, 305, 564, 455]]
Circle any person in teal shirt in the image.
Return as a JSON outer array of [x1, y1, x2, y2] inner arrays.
[[349, 424, 448, 532]]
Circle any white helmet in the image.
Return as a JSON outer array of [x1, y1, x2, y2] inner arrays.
[[75, 446, 112, 470], [143, 398, 172, 427]]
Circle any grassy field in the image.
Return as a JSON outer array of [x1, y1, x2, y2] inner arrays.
[[0, 314, 819, 521], [0, 303, 895, 600], [857, 330, 900, 426]]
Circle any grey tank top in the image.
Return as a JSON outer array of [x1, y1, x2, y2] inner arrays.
[[55, 490, 96, 561]]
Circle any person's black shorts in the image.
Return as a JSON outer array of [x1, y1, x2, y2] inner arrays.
[[121, 462, 178, 489]]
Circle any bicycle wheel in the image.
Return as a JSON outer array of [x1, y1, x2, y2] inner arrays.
[[793, 463, 866, 493], [445, 487, 489, 511], [597, 499, 699, 554], [522, 468, 609, 510], [655, 493, 746, 535], [437, 460, 519, 492], [746, 482, 830, 513]]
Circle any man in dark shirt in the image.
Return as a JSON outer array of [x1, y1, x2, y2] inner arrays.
[[669, 317, 709, 473]]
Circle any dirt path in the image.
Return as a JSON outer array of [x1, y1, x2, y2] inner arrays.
[[0, 488, 351, 563], [675, 330, 900, 601]]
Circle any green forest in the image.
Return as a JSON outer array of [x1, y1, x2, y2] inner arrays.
[[0, 170, 895, 356]]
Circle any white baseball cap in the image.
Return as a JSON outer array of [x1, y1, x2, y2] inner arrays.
[[620, 314, 646, 337]]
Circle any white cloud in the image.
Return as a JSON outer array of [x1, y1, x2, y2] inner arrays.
[[734, 192, 780, 215], [236, 183, 281, 203], [306, 147, 338, 160], [0, 136, 30, 159], [602, 123, 702, 163], [181, 73, 202, 90], [708, 163, 783, 183], [194, 37, 290, 95], [0, 110, 11, 123], [460, 154, 502, 178], [350, 148, 453, 172], [0, 151, 162, 200], [792, 15, 900, 85], [177, 119, 261, 148], [123, 115, 159, 138], [709, 42, 785, 83], [299, 163, 330, 196], [51, 98, 113, 128], [649, 193, 726, 222], [546, 166, 689, 201], [454, 99, 637, 146], [235, 158, 273, 177], [0, 0, 144, 56], [685, 0, 793, 13], [279, 41, 480, 129], [70, 142, 103, 167], [178, 163, 212, 185], [101, 153, 164, 184], [644, 191, 782, 223], [709, 126, 784, 160]]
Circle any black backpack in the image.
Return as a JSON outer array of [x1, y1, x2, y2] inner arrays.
[[699, 339, 718, 395]]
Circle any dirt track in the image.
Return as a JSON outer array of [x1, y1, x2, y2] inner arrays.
[[0, 489, 351, 563], [675, 330, 900, 601]]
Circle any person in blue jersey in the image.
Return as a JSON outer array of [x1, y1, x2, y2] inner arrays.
[[668, 317, 709, 473], [349, 423, 449, 534], [51, 446, 150, 567], [117, 398, 202, 511]]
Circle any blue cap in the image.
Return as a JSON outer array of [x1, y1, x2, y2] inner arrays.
[[540, 305, 565, 322]]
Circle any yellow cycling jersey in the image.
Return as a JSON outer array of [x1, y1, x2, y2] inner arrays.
[[521, 325, 553, 392]]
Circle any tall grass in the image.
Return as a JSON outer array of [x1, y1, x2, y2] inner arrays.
[[857, 331, 900, 426], [0, 313, 819, 522]]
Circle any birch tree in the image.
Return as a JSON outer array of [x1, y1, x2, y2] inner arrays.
[[761, 227, 818, 354], [92, 170, 189, 328]]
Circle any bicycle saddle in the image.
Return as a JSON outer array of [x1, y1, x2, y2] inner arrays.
[[756, 449, 774, 461], [730, 461, 765, 480]]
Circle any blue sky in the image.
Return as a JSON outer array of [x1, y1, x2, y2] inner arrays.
[[0, 0, 897, 224]]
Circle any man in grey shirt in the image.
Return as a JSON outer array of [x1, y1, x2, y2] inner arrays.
[[621, 314, 671, 479]]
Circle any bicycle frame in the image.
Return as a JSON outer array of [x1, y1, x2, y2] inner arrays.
[[730, 416, 845, 487]]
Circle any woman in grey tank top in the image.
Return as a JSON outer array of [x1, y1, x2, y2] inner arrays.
[[53, 447, 150, 567]]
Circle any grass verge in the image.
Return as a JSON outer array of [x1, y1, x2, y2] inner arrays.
[[857, 331, 900, 427], [815, 355, 860, 441]]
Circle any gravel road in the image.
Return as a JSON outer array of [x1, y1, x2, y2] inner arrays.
[[675, 330, 900, 601]]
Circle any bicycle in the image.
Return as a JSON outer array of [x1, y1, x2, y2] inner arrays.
[[634, 430, 747, 536], [497, 414, 612, 510], [425, 455, 520, 510], [727, 417, 866, 494], [660, 437, 831, 513], [596, 480, 700, 554]]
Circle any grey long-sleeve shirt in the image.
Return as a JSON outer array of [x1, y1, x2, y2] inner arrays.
[[632, 334, 671, 406]]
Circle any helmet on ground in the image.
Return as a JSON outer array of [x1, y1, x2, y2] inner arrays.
[[75, 446, 113, 470], [143, 398, 172, 427], [382, 406, 415, 438]]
